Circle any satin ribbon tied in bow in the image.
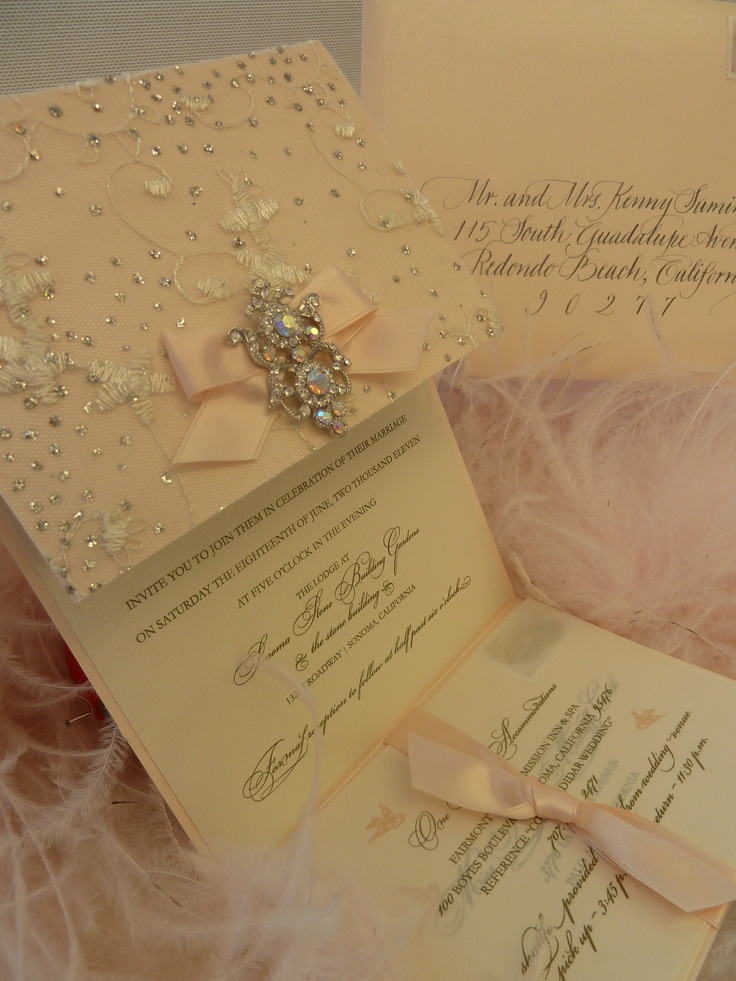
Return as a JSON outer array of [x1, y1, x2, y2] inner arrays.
[[388, 710, 736, 921], [163, 266, 435, 464]]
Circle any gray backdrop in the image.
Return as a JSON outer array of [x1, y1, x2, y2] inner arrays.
[[0, 0, 362, 96]]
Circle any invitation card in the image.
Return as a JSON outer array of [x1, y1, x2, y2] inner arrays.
[[17, 383, 513, 850]]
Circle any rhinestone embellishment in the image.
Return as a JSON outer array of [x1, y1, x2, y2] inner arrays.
[[227, 280, 351, 434]]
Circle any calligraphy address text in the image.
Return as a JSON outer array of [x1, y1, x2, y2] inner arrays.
[[427, 175, 736, 320]]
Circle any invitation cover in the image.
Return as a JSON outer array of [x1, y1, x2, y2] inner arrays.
[[362, 0, 736, 377], [0, 42, 497, 597]]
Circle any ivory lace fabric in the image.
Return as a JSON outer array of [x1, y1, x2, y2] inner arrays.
[[0, 42, 497, 595]]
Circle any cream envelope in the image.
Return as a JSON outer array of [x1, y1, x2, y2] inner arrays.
[[363, 0, 736, 376]]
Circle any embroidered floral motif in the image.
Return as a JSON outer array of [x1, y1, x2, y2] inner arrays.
[[0, 257, 69, 403], [220, 177, 308, 286], [86, 353, 175, 424]]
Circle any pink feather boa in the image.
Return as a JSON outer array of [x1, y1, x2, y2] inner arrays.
[[1, 368, 735, 979]]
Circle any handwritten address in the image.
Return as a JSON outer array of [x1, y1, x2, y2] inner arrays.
[[424, 175, 736, 325]]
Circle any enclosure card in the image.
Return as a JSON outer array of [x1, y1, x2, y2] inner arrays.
[[316, 600, 736, 980], [31, 382, 514, 850], [363, 0, 736, 376]]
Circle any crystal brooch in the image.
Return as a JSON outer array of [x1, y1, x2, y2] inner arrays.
[[227, 280, 351, 435]]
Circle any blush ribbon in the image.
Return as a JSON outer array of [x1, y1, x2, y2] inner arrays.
[[163, 266, 435, 464], [387, 709, 736, 921]]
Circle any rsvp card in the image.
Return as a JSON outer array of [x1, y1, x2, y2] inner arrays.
[[316, 600, 736, 980]]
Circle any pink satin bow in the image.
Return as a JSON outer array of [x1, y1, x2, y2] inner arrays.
[[163, 267, 435, 464], [387, 710, 736, 921]]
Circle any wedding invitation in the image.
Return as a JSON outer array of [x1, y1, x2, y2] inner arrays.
[[2, 44, 736, 981], [362, 0, 736, 377], [0, 42, 495, 599]]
